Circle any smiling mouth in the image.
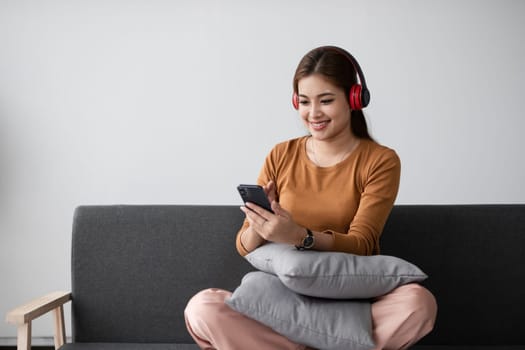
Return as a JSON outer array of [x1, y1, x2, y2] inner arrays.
[[310, 120, 330, 130]]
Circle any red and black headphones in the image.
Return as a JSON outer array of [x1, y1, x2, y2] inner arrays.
[[292, 46, 370, 111]]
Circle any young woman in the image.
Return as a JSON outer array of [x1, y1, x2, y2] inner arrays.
[[185, 46, 437, 350]]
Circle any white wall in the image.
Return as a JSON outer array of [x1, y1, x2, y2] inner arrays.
[[1, 0, 524, 340]]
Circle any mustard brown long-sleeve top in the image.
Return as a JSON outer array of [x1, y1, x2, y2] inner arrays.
[[236, 136, 401, 257]]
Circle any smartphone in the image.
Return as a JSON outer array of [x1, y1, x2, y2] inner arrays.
[[237, 184, 274, 213]]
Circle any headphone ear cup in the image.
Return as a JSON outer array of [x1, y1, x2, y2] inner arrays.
[[292, 93, 299, 110], [349, 84, 363, 110]]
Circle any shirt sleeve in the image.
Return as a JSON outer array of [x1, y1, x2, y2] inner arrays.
[[326, 148, 401, 255], [235, 222, 251, 256]]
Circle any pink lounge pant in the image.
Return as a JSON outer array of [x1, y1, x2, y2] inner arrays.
[[184, 283, 437, 350]]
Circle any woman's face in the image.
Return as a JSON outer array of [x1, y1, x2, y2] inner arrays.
[[297, 74, 352, 141]]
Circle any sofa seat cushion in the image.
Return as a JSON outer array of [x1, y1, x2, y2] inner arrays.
[[60, 343, 199, 350]]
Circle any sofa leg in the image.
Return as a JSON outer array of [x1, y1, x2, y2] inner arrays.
[[17, 322, 31, 350]]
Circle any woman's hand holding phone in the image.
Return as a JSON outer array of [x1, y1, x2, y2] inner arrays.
[[239, 182, 303, 246]]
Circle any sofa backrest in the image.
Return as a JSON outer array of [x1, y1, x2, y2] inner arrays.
[[380, 204, 525, 345], [71, 204, 525, 345], [71, 205, 251, 343]]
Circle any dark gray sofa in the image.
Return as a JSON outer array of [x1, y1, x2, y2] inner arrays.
[[6, 204, 525, 350]]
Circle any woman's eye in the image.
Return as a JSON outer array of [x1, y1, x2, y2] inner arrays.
[[299, 100, 309, 105], [321, 99, 334, 104]]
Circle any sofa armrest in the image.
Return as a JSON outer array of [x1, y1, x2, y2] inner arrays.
[[5, 291, 72, 350]]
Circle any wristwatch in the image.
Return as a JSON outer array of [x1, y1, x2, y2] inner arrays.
[[296, 228, 315, 250]]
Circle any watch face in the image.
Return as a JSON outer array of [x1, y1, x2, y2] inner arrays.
[[303, 235, 314, 249]]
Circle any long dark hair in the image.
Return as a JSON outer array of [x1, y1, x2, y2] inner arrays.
[[293, 46, 373, 140]]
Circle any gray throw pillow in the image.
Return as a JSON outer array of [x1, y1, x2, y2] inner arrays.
[[245, 243, 427, 299], [225, 271, 374, 350]]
